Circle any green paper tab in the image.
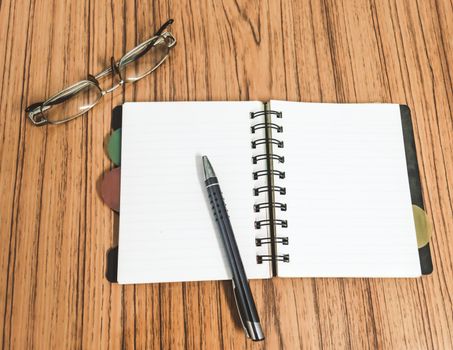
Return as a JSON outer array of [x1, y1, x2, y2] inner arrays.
[[107, 128, 121, 166]]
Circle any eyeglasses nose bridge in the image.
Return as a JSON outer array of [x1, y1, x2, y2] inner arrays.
[[101, 57, 125, 94]]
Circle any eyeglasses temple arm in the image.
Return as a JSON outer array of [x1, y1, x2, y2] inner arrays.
[[120, 19, 174, 66], [25, 102, 44, 113], [155, 19, 174, 36]]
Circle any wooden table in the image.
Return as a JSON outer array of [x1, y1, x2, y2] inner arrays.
[[1, 0, 452, 349]]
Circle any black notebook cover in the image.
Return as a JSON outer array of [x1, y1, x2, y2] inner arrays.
[[105, 104, 434, 282], [400, 105, 433, 275]]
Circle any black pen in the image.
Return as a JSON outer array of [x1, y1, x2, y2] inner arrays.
[[202, 156, 264, 341]]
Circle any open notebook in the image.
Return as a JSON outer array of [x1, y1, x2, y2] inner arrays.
[[116, 101, 432, 284]]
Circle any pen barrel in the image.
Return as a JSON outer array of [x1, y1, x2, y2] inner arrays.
[[205, 177, 261, 326]]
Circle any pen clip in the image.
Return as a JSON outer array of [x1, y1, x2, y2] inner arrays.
[[232, 280, 251, 339]]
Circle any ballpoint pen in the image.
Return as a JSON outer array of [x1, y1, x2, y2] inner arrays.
[[202, 156, 265, 341]]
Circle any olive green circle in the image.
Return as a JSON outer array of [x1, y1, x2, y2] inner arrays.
[[107, 128, 121, 166], [412, 205, 432, 248]]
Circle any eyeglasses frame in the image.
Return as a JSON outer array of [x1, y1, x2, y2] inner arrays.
[[25, 19, 176, 126]]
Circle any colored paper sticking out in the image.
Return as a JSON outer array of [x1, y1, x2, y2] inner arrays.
[[107, 128, 121, 166], [101, 167, 121, 212], [412, 205, 432, 248]]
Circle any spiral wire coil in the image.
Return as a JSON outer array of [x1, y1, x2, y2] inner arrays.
[[252, 109, 289, 264]]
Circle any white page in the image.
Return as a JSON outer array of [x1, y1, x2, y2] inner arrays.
[[117, 101, 272, 284], [271, 101, 421, 277]]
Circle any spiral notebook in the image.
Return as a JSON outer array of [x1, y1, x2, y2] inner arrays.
[[116, 101, 432, 284]]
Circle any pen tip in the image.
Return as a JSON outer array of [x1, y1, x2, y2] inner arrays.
[[202, 156, 216, 180]]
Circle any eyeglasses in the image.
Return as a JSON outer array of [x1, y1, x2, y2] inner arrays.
[[25, 19, 176, 126]]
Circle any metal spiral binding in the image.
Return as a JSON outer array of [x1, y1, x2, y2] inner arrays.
[[250, 110, 282, 119], [251, 138, 284, 149], [253, 169, 285, 180], [252, 154, 284, 164], [254, 202, 287, 212], [254, 185, 286, 196], [255, 237, 289, 246], [251, 122, 283, 134], [257, 254, 290, 264], [255, 219, 288, 229], [251, 109, 289, 266]]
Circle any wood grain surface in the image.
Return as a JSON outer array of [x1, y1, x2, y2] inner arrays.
[[0, 0, 452, 349]]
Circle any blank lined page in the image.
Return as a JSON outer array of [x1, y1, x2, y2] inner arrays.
[[117, 101, 271, 284], [272, 101, 421, 277]]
